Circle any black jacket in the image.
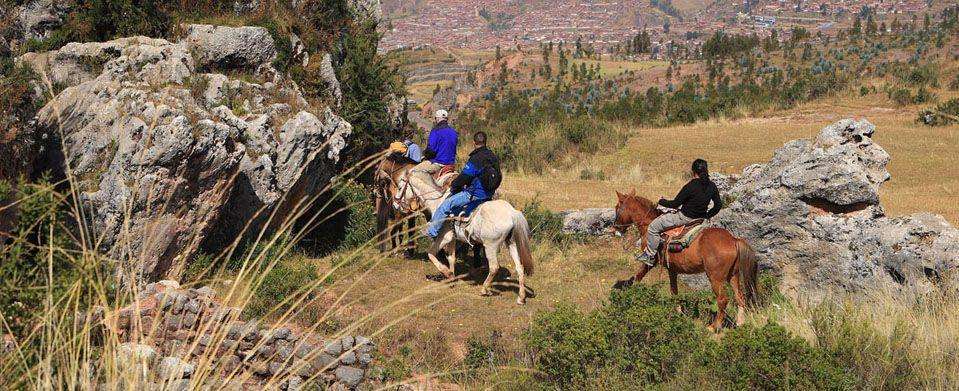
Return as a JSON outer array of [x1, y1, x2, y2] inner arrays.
[[451, 146, 497, 198], [659, 177, 723, 219]]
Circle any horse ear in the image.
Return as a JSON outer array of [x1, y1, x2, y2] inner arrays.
[[615, 191, 623, 200]]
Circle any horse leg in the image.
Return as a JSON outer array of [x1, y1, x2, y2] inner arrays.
[[509, 241, 527, 305], [634, 264, 652, 283], [708, 276, 729, 333], [480, 243, 500, 297], [668, 269, 683, 314], [445, 240, 457, 278], [427, 235, 452, 278], [731, 275, 747, 326]]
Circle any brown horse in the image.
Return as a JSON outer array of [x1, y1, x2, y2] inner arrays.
[[372, 152, 457, 253], [613, 190, 758, 331]]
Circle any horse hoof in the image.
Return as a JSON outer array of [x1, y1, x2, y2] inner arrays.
[[425, 274, 445, 282], [516, 298, 526, 305], [480, 291, 493, 297]]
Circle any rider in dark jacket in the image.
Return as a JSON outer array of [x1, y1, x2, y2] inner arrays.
[[635, 159, 722, 266], [427, 132, 498, 238]]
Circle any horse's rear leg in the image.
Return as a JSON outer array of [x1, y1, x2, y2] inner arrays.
[[730, 274, 747, 326], [480, 243, 500, 297], [708, 277, 729, 332], [509, 242, 527, 305]]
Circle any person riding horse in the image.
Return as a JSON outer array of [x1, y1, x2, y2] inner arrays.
[[411, 110, 458, 189], [427, 131, 499, 238], [635, 159, 723, 265]]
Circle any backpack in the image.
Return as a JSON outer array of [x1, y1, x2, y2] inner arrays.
[[480, 155, 502, 195]]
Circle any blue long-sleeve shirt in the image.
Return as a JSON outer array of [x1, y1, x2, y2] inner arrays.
[[426, 122, 458, 165], [403, 140, 423, 163]]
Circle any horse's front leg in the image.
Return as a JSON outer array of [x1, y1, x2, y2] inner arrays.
[[445, 240, 457, 278], [427, 236, 452, 279], [669, 269, 683, 314]]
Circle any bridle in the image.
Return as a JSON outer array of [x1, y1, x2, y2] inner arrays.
[[376, 163, 447, 215], [615, 199, 656, 251]]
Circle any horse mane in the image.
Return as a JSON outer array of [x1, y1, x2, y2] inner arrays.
[[625, 194, 658, 212]]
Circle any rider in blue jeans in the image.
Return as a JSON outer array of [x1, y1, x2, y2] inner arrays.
[[427, 131, 498, 238]]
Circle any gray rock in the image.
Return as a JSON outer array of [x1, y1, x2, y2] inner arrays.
[[184, 24, 277, 73], [339, 336, 354, 351], [561, 208, 616, 236], [335, 365, 365, 388], [323, 341, 343, 356], [157, 356, 195, 379], [339, 351, 357, 365], [18, 31, 352, 283], [313, 352, 337, 371], [286, 375, 304, 391], [712, 118, 959, 301]]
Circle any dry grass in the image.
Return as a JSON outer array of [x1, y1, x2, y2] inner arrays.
[[751, 285, 959, 389]]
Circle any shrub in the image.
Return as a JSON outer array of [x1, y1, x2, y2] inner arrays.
[[917, 98, 959, 126], [521, 199, 566, 244], [243, 258, 321, 318], [578, 168, 606, 180], [333, 180, 377, 251], [524, 305, 609, 386], [684, 323, 857, 390], [888, 87, 914, 105], [601, 286, 708, 384]]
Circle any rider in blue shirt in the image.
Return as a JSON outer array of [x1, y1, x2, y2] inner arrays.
[[412, 110, 458, 187], [427, 131, 498, 238]]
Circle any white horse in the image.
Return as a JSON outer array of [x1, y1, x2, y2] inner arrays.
[[398, 174, 535, 304]]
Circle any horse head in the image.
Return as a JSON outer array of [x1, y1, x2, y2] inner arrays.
[[613, 190, 661, 237]]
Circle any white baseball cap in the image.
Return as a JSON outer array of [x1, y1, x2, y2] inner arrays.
[[434, 109, 449, 121]]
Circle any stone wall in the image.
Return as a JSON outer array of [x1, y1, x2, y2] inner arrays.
[[89, 280, 373, 390]]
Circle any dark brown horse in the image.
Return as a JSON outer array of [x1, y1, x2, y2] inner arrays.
[[372, 152, 458, 254], [613, 190, 758, 331], [373, 153, 422, 254]]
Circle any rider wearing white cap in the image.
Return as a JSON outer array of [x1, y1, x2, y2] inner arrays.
[[411, 109, 459, 188]]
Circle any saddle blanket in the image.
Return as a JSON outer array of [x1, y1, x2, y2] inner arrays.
[[663, 221, 706, 250]]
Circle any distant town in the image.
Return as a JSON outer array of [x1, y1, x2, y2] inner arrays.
[[380, 0, 939, 52]]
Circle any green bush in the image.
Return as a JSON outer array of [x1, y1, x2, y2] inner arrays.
[[917, 98, 959, 126], [684, 323, 857, 390], [0, 177, 110, 335], [521, 199, 566, 244], [601, 286, 708, 384], [243, 258, 321, 318], [333, 180, 376, 251], [524, 304, 609, 386], [523, 284, 863, 389]]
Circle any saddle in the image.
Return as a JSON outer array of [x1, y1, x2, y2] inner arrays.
[[661, 219, 706, 253], [433, 164, 456, 180]]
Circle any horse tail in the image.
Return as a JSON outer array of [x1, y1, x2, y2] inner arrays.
[[736, 238, 758, 307], [511, 211, 535, 277]]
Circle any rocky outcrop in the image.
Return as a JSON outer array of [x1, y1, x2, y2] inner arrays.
[[714, 118, 959, 300], [561, 208, 615, 236], [88, 280, 374, 389], [2, 0, 75, 53], [18, 26, 352, 282]]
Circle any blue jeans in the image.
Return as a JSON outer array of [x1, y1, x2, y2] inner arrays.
[[428, 191, 473, 238]]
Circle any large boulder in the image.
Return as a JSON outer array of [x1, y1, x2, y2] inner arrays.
[[19, 26, 351, 282], [714, 118, 959, 300], [561, 208, 615, 236]]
